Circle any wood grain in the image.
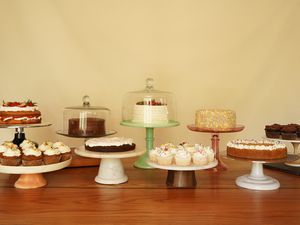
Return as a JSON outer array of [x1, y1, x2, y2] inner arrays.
[[0, 157, 300, 225]]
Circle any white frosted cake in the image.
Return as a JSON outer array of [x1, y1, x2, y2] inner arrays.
[[132, 100, 169, 124], [195, 109, 236, 130]]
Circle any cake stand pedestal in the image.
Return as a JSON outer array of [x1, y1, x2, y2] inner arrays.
[[120, 121, 179, 169], [0, 123, 52, 146], [148, 160, 218, 188], [75, 146, 146, 184], [226, 155, 298, 190], [0, 159, 71, 189], [187, 125, 245, 172]]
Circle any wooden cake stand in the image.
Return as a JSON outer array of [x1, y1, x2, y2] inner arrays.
[[0, 159, 71, 189], [148, 160, 218, 188], [187, 124, 245, 171], [75, 146, 146, 184], [225, 155, 299, 190]]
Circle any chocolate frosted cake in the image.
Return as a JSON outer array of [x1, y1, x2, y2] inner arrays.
[[281, 124, 298, 140], [68, 118, 105, 136], [265, 124, 283, 138], [85, 137, 136, 152]]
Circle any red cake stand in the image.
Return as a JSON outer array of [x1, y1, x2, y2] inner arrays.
[[187, 124, 245, 172]]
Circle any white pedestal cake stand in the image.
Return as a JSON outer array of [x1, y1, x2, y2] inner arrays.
[[148, 160, 218, 188], [0, 158, 71, 189], [75, 146, 145, 184], [226, 155, 298, 190]]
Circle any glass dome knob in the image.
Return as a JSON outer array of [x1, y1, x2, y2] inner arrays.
[[145, 78, 154, 90], [82, 95, 90, 107]]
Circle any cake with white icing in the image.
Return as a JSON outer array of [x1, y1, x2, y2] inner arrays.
[[0, 100, 41, 124], [132, 99, 169, 124], [195, 109, 236, 130], [85, 137, 136, 152], [227, 139, 287, 160]]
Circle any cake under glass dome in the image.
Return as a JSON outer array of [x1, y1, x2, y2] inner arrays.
[[122, 78, 178, 127], [60, 95, 114, 137]]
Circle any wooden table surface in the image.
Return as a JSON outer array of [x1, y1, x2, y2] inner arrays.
[[0, 156, 300, 225]]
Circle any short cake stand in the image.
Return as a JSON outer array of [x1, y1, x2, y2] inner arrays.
[[75, 146, 146, 184], [0, 159, 72, 189], [187, 125, 245, 171], [225, 155, 298, 190], [148, 160, 218, 188]]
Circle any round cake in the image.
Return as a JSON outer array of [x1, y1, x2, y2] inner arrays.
[[0, 100, 41, 124], [132, 99, 168, 124], [195, 109, 236, 130], [85, 137, 136, 152], [227, 139, 287, 160], [68, 117, 105, 136]]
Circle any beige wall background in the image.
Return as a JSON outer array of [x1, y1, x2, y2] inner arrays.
[[0, 0, 300, 154]]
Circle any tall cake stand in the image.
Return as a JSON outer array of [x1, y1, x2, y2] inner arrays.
[[148, 160, 218, 188], [120, 121, 180, 169], [75, 146, 146, 184], [0, 159, 71, 189], [0, 123, 52, 145], [187, 124, 245, 172], [225, 155, 298, 190]]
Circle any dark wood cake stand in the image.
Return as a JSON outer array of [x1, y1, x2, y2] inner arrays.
[[187, 124, 245, 172]]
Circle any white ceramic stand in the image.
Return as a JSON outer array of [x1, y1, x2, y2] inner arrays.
[[0, 158, 71, 189], [75, 146, 145, 184], [236, 161, 279, 191]]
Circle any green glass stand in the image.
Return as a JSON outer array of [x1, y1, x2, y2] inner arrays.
[[120, 120, 180, 169]]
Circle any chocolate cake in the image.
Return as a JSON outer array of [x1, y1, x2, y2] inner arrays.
[[281, 124, 298, 140], [85, 137, 136, 152], [68, 117, 105, 136]]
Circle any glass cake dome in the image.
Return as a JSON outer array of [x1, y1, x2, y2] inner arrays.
[[121, 78, 179, 127], [59, 95, 114, 137]]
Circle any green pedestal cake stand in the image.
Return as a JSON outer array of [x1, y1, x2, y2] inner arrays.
[[120, 120, 180, 169]]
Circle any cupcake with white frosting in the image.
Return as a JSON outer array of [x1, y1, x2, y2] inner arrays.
[[192, 150, 208, 166], [53, 142, 71, 161], [157, 150, 173, 166], [204, 146, 215, 162], [43, 147, 61, 165], [20, 140, 36, 150], [149, 147, 160, 163], [0, 145, 21, 166], [38, 141, 53, 152], [0, 143, 10, 157], [174, 149, 191, 166], [22, 146, 43, 166]]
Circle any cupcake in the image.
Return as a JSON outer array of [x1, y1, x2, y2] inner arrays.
[[22, 147, 43, 166], [53, 142, 72, 161], [174, 149, 191, 166], [192, 150, 208, 166], [265, 124, 282, 139], [43, 147, 61, 165], [157, 150, 173, 166], [181, 143, 196, 154], [38, 141, 53, 152], [281, 124, 297, 140], [0, 146, 21, 166], [204, 146, 215, 163], [149, 148, 160, 163], [20, 140, 36, 150], [0, 143, 10, 158]]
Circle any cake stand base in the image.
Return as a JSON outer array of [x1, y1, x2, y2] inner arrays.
[[133, 152, 152, 169], [166, 171, 197, 188], [95, 158, 128, 184], [14, 173, 47, 189], [236, 161, 279, 190]]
